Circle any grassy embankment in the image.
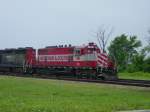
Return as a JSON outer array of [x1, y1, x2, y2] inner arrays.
[[0, 75, 150, 112], [119, 72, 150, 80]]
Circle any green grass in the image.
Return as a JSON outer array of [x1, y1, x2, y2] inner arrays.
[[0, 75, 150, 112], [119, 72, 150, 80]]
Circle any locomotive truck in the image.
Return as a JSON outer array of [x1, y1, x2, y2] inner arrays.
[[0, 42, 117, 80]]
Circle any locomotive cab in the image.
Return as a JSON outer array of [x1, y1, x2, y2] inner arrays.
[[73, 43, 98, 68]]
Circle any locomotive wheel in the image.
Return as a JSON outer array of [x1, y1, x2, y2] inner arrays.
[[99, 73, 118, 80]]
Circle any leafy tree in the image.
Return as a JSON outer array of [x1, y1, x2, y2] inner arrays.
[[143, 57, 150, 72], [129, 52, 145, 72], [141, 30, 150, 72], [108, 34, 141, 71], [146, 30, 150, 53]]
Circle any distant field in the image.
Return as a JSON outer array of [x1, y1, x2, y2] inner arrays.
[[0, 75, 150, 112], [119, 72, 150, 80]]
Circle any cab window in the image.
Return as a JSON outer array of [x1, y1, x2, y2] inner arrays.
[[75, 49, 81, 56]]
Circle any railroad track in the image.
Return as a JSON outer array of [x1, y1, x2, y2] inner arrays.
[[53, 77, 150, 87], [1, 73, 150, 87]]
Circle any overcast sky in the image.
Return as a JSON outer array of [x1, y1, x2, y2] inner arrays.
[[0, 0, 150, 49]]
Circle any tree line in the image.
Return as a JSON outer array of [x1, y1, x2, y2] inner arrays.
[[95, 27, 150, 73]]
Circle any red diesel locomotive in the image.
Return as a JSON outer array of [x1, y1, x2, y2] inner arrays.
[[0, 42, 117, 80]]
